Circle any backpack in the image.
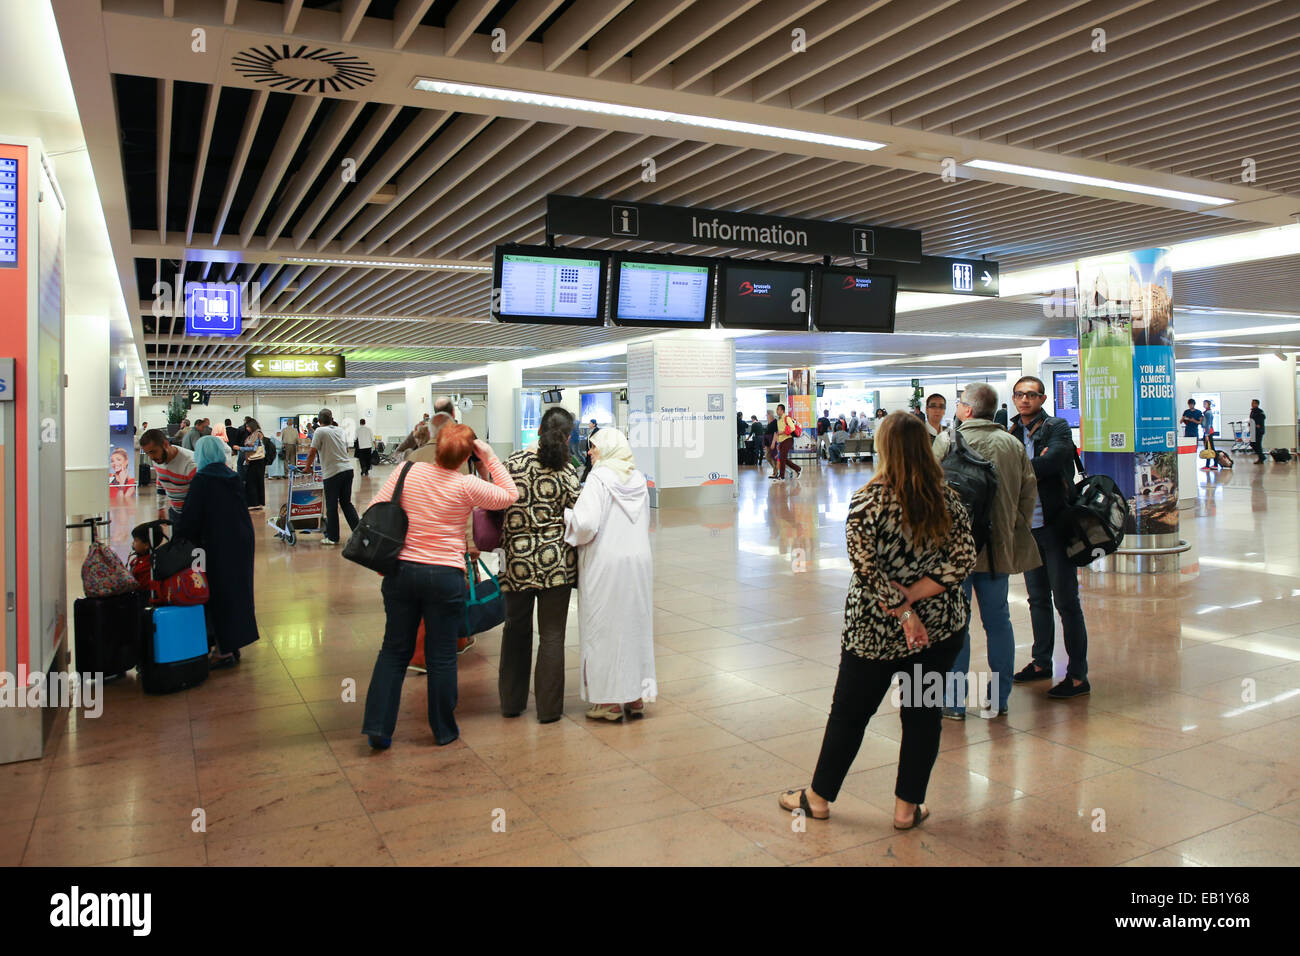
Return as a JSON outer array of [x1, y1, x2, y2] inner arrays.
[[1215, 450, 1233, 468], [940, 427, 999, 569], [1271, 448, 1292, 462], [342, 461, 412, 574], [1056, 453, 1129, 567]]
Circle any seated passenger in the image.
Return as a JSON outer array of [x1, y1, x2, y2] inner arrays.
[[829, 423, 850, 463]]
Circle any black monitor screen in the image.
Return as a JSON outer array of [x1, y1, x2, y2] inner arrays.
[[717, 261, 811, 331], [493, 245, 607, 326], [813, 268, 897, 333]]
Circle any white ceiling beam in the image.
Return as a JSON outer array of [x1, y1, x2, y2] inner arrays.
[[444, 0, 497, 56], [669, 0, 824, 90], [340, 0, 370, 42], [587, 0, 696, 77], [262, 99, 365, 247], [184, 85, 219, 245], [314, 109, 448, 249], [393, 0, 436, 50], [282, 0, 304, 33], [629, 0, 762, 84], [542, 0, 633, 71], [494, 0, 566, 63], [291, 102, 400, 248], [157, 78, 172, 244], [340, 112, 494, 252], [223, 0, 237, 26], [708, 0, 889, 96], [238, 95, 321, 247], [210, 89, 267, 245]]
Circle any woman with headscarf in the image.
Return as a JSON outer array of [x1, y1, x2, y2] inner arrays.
[[563, 428, 655, 720], [175, 435, 261, 669]]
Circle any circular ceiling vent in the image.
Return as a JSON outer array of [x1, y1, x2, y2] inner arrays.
[[232, 45, 376, 93]]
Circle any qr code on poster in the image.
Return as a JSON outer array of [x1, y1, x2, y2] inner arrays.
[[1166, 430, 1176, 448], [1108, 432, 1126, 448]]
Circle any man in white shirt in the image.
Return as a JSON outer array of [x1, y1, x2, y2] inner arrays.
[[304, 408, 359, 545], [356, 418, 375, 476], [280, 421, 300, 471]]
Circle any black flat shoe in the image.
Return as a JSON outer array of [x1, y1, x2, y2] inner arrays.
[[210, 654, 239, 670], [1012, 662, 1051, 683], [1047, 678, 1091, 699], [894, 805, 930, 830], [778, 788, 829, 821]]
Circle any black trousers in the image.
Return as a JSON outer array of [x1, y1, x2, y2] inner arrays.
[[358, 447, 373, 475], [1251, 426, 1265, 460], [499, 586, 572, 721], [243, 459, 266, 506], [322, 469, 360, 541], [811, 638, 963, 805]]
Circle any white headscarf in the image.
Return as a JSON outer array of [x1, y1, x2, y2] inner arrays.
[[589, 428, 636, 484]]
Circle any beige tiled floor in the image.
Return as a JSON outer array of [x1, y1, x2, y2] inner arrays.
[[9, 460, 1300, 865]]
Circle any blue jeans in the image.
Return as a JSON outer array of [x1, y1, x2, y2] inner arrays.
[[1025, 523, 1089, 681], [362, 561, 466, 744], [944, 573, 1014, 714]]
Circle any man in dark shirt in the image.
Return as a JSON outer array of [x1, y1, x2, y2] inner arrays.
[[763, 411, 779, 476], [994, 403, 1009, 429], [1249, 400, 1267, 463], [1180, 399, 1202, 439]]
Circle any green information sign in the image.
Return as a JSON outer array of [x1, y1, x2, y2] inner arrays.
[[245, 354, 346, 379], [232, 404, 240, 411], [386, 404, 393, 411]]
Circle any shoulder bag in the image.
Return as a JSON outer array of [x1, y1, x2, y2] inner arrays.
[[342, 462, 412, 574]]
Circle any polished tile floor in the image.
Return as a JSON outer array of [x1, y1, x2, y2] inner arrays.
[[7, 459, 1300, 866]]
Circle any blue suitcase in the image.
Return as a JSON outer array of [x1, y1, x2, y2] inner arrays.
[[140, 604, 209, 694]]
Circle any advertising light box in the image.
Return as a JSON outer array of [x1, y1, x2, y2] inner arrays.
[[812, 268, 897, 333], [493, 244, 607, 326], [717, 260, 811, 331], [611, 253, 713, 328]]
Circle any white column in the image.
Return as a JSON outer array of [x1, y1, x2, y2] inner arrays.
[[1259, 353, 1297, 451], [403, 375, 432, 433], [487, 361, 522, 457], [64, 313, 110, 523]]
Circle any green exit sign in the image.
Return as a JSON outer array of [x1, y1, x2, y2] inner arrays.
[[386, 404, 393, 411], [245, 353, 346, 378], [232, 404, 240, 411]]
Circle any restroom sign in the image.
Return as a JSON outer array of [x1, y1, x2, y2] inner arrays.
[[952, 263, 973, 292]]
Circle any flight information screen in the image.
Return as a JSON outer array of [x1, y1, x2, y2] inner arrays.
[[614, 260, 711, 326], [0, 157, 18, 269], [1054, 370, 1081, 428], [499, 252, 603, 320]]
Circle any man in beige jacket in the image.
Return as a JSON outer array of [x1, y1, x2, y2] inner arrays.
[[932, 382, 1041, 719]]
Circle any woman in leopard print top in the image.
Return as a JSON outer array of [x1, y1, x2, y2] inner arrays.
[[780, 411, 976, 830]]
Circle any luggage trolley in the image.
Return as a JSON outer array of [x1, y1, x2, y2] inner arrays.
[[270, 450, 325, 546], [1228, 420, 1253, 453]]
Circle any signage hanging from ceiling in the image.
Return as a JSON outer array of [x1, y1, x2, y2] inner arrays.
[[885, 255, 999, 297], [185, 282, 243, 336], [187, 388, 211, 405], [245, 354, 346, 379], [546, 195, 922, 263]]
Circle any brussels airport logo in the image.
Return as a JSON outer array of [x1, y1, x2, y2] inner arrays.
[[738, 280, 773, 297], [842, 276, 874, 291]]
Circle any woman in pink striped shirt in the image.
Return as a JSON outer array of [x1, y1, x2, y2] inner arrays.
[[361, 424, 518, 750]]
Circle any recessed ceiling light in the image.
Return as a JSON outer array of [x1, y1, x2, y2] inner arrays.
[[413, 78, 887, 152], [280, 256, 491, 271], [963, 159, 1233, 206]]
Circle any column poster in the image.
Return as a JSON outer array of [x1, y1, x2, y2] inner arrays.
[[1130, 248, 1178, 536], [108, 397, 136, 492]]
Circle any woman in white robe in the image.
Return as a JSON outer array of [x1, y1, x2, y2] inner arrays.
[[564, 428, 656, 720]]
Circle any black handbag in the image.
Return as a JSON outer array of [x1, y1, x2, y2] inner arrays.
[[137, 520, 198, 581], [342, 462, 412, 574], [1056, 453, 1129, 567]]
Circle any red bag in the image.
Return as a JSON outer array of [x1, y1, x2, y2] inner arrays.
[[792, 420, 802, 438], [409, 621, 473, 669], [155, 568, 210, 606]]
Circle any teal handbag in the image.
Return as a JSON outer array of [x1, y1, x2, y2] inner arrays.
[[461, 554, 504, 637]]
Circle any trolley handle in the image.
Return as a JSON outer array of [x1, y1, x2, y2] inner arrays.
[[66, 516, 110, 544]]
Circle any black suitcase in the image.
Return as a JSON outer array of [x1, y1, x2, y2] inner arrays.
[[1271, 448, 1292, 462], [738, 447, 757, 466], [73, 590, 145, 680], [138, 461, 152, 487]]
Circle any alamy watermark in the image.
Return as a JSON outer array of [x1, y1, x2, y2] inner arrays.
[[0, 667, 102, 718]]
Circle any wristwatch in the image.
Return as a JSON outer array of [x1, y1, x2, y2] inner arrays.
[[899, 609, 914, 623]]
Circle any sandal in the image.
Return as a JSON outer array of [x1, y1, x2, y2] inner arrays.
[[624, 700, 645, 719], [585, 704, 623, 721], [778, 788, 829, 821], [893, 804, 930, 830]]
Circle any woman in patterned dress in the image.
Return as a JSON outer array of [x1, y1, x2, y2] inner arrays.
[[779, 411, 977, 829], [498, 407, 582, 723]]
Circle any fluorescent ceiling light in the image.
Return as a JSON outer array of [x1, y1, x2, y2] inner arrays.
[[413, 79, 887, 152], [1167, 225, 1300, 272], [963, 159, 1233, 206], [1179, 324, 1300, 341], [280, 256, 492, 272]]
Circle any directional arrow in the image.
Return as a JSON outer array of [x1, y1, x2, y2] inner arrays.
[[324, 360, 335, 371], [252, 360, 263, 371], [981, 271, 993, 287]]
